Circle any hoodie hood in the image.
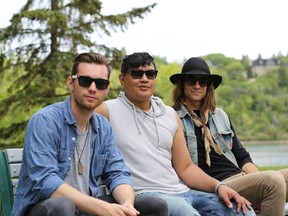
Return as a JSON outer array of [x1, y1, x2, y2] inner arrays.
[[118, 91, 166, 117], [117, 91, 166, 146]]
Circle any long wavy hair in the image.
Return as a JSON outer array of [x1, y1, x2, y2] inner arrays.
[[172, 76, 217, 114]]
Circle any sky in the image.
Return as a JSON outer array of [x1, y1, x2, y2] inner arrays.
[[1, 0, 288, 62]]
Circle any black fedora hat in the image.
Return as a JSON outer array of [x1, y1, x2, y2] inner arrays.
[[170, 57, 222, 89]]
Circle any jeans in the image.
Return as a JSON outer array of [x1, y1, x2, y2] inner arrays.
[[144, 189, 256, 216], [142, 192, 200, 216], [26, 197, 75, 216], [26, 194, 168, 216], [100, 194, 168, 216]]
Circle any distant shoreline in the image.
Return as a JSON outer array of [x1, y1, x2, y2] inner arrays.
[[242, 140, 288, 145]]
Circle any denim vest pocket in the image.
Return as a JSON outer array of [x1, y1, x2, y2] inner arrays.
[[212, 109, 234, 150], [219, 130, 233, 150]]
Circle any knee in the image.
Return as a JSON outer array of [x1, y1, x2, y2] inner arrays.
[[51, 197, 75, 215], [145, 197, 168, 216], [261, 171, 286, 194], [135, 195, 168, 216]]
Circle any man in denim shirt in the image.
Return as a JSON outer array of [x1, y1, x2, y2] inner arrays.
[[12, 52, 168, 216], [170, 57, 288, 216]]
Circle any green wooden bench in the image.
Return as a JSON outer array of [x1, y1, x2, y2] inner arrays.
[[1, 148, 287, 216], [0, 148, 109, 216], [0, 148, 22, 216]]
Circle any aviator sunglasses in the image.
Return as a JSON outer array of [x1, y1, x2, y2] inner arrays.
[[71, 75, 110, 90], [185, 76, 211, 87], [129, 69, 158, 80]]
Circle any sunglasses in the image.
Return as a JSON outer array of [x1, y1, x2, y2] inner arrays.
[[71, 75, 110, 90], [185, 77, 211, 87], [129, 69, 158, 80]]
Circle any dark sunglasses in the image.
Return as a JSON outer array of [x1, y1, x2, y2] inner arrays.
[[129, 69, 158, 80], [185, 77, 211, 87], [71, 75, 109, 90]]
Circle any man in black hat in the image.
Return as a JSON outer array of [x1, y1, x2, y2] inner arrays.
[[170, 57, 288, 216]]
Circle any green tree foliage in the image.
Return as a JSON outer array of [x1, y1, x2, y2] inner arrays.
[[278, 66, 288, 88], [0, 0, 156, 148], [204, 54, 288, 141], [156, 62, 181, 105]]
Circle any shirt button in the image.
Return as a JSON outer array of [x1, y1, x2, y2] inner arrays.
[[68, 157, 71, 160], [72, 137, 76, 141]]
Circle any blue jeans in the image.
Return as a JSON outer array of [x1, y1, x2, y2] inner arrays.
[[143, 192, 200, 216], [144, 189, 256, 216]]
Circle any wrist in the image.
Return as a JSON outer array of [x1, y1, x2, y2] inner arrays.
[[214, 181, 225, 195]]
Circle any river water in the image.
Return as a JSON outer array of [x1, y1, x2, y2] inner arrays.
[[244, 144, 288, 167]]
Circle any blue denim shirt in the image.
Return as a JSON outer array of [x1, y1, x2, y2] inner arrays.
[[12, 97, 132, 216]]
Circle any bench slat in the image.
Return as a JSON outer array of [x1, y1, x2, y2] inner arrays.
[[9, 163, 22, 178], [5, 148, 23, 163]]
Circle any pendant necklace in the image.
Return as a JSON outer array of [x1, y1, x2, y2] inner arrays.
[[76, 124, 89, 175]]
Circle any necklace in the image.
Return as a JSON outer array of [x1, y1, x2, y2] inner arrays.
[[76, 124, 89, 175]]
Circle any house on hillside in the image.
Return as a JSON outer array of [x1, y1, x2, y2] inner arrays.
[[251, 56, 281, 76]]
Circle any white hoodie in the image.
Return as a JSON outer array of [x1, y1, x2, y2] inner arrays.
[[105, 91, 189, 194]]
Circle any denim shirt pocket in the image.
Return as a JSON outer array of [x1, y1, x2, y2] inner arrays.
[[91, 153, 107, 179], [57, 148, 70, 176]]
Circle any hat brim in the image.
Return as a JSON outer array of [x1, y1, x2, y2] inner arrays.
[[170, 71, 222, 89]]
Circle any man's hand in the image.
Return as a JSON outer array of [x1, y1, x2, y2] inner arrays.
[[217, 184, 252, 214], [99, 202, 140, 216], [123, 203, 140, 216]]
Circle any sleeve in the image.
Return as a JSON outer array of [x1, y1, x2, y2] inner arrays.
[[230, 120, 254, 169], [23, 113, 65, 199]]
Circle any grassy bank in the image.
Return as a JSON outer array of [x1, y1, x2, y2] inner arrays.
[[258, 166, 287, 171], [242, 140, 288, 145]]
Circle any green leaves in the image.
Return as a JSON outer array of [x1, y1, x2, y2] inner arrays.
[[0, 0, 156, 147]]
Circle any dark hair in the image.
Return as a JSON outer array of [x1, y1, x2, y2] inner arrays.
[[71, 52, 112, 78], [172, 77, 216, 113], [121, 52, 156, 74]]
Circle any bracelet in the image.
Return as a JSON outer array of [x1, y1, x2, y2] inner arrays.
[[215, 182, 225, 195]]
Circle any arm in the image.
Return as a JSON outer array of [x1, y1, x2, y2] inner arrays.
[[230, 122, 259, 173], [242, 162, 259, 173], [172, 113, 252, 213], [51, 183, 139, 216], [52, 183, 139, 216], [112, 184, 139, 214], [171, 114, 218, 192]]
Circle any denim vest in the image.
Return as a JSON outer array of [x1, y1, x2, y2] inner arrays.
[[177, 105, 238, 167]]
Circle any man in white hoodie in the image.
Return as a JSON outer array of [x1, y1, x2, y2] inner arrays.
[[95, 52, 255, 216]]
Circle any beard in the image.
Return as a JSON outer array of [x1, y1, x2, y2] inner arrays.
[[73, 93, 100, 112]]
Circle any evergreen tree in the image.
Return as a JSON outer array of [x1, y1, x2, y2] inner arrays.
[[0, 0, 156, 147]]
